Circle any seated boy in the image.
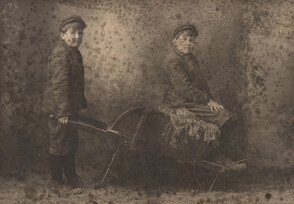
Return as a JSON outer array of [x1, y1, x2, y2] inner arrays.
[[43, 15, 87, 187], [162, 24, 245, 169]]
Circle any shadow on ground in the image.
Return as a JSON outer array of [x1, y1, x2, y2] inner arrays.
[[0, 154, 294, 203]]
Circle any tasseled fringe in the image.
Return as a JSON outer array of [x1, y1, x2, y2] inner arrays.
[[158, 107, 220, 148]]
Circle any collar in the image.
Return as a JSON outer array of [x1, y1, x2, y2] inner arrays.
[[59, 38, 77, 51], [173, 47, 192, 58]]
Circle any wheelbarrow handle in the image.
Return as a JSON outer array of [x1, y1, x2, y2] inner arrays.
[[48, 114, 133, 141]]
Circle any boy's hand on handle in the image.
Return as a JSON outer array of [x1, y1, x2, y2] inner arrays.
[[58, 116, 69, 124], [207, 100, 224, 112]]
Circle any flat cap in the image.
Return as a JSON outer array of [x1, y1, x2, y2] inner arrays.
[[173, 24, 198, 38], [59, 15, 86, 33]]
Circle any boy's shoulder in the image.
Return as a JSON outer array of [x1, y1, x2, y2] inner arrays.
[[164, 49, 185, 65], [49, 41, 71, 58], [164, 50, 181, 63], [163, 50, 199, 72]]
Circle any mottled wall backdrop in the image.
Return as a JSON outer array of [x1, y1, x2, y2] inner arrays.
[[240, 1, 294, 167], [0, 0, 294, 172]]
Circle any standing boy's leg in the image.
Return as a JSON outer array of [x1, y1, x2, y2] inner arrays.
[[64, 153, 83, 187], [63, 153, 77, 181], [62, 124, 80, 187], [49, 154, 63, 184], [48, 118, 78, 186], [48, 119, 65, 185]]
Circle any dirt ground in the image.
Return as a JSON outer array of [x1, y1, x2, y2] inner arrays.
[[0, 166, 294, 204]]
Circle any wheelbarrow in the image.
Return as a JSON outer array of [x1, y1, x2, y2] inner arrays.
[[50, 107, 246, 191]]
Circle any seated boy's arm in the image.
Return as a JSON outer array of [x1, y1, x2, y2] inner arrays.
[[207, 100, 224, 112], [49, 53, 72, 118], [165, 60, 210, 104]]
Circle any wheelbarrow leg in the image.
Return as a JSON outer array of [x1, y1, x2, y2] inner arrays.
[[99, 137, 112, 160], [208, 172, 219, 192], [192, 165, 202, 187], [100, 144, 122, 185]]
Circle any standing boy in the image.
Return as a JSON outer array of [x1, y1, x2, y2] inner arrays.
[[163, 24, 245, 169], [43, 15, 87, 187]]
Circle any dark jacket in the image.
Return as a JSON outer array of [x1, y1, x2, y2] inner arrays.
[[163, 48, 213, 107], [43, 40, 87, 118]]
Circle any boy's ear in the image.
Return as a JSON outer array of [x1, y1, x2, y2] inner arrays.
[[172, 38, 177, 45], [60, 33, 65, 40]]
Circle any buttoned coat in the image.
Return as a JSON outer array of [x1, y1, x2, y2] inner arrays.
[[43, 39, 87, 155], [163, 48, 213, 106], [163, 48, 236, 128], [43, 40, 87, 117]]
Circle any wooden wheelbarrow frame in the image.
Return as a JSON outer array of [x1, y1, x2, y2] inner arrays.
[[50, 108, 245, 191]]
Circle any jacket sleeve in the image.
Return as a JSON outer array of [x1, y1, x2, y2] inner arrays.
[[165, 59, 210, 104], [203, 83, 214, 101], [78, 51, 87, 109], [49, 52, 72, 118]]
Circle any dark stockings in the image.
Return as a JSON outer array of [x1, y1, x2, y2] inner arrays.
[[49, 154, 77, 182]]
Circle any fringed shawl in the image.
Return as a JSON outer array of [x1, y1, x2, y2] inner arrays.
[[158, 107, 220, 148]]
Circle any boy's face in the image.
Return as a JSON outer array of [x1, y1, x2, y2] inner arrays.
[[173, 31, 196, 55], [61, 27, 83, 48]]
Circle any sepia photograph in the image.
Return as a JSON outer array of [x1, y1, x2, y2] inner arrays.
[[0, 0, 294, 203]]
